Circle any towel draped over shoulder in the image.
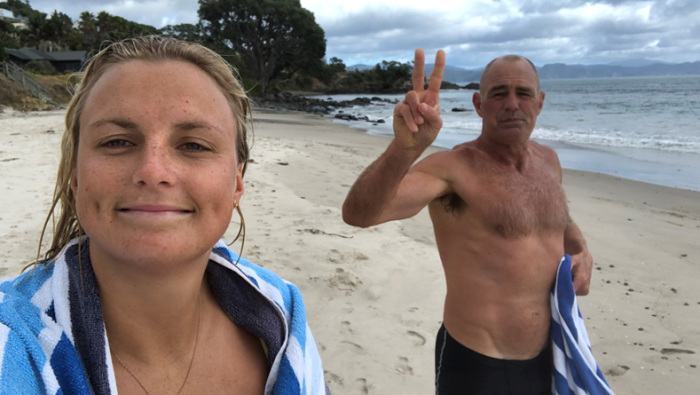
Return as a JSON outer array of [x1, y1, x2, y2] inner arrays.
[[0, 238, 329, 395]]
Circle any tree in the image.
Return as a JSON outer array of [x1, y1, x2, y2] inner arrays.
[[94, 11, 158, 46], [329, 57, 346, 73], [199, 0, 326, 96], [78, 11, 97, 51], [0, 0, 35, 18], [160, 23, 203, 42], [0, 20, 19, 60], [19, 10, 47, 48], [44, 11, 73, 50]]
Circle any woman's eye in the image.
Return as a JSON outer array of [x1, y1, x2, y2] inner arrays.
[[181, 142, 208, 151], [104, 139, 133, 147]]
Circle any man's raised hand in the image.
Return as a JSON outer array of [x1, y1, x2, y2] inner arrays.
[[393, 49, 446, 151]]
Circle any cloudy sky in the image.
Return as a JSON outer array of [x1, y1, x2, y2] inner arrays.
[[31, 0, 700, 69]]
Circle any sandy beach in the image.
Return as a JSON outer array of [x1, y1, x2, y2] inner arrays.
[[1, 107, 699, 394]]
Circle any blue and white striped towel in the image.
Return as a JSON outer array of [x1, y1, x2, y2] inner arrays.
[[551, 255, 615, 395], [0, 237, 329, 395]]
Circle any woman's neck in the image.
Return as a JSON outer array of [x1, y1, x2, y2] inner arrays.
[[90, 242, 212, 364]]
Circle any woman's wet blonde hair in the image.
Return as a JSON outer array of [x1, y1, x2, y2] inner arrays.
[[32, 36, 252, 268]]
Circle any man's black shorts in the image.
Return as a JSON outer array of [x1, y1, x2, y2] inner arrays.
[[435, 324, 552, 395]]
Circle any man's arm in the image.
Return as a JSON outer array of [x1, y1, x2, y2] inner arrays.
[[342, 141, 451, 227], [545, 144, 594, 295], [565, 219, 593, 295], [343, 49, 448, 227]]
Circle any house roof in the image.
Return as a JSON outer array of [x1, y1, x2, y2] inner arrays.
[[6, 48, 45, 61], [6, 48, 86, 62], [47, 51, 86, 61]]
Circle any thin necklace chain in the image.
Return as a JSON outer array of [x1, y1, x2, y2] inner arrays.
[[110, 295, 202, 395]]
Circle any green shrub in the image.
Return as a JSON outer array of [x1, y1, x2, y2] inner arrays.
[[25, 60, 57, 75]]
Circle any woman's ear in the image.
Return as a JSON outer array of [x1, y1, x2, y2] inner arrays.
[[70, 169, 78, 195], [233, 162, 244, 205]]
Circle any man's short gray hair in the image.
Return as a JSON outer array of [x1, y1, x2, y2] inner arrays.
[[480, 55, 540, 93]]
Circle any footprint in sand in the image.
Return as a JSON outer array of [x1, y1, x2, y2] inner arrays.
[[407, 330, 427, 346], [340, 320, 354, 335], [660, 348, 695, 355], [328, 249, 370, 264], [324, 371, 344, 387], [605, 365, 630, 377], [395, 356, 414, 375], [340, 340, 365, 354], [327, 249, 343, 263], [354, 252, 369, 261], [353, 378, 370, 395], [327, 268, 362, 291]]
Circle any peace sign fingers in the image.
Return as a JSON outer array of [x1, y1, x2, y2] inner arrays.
[[427, 50, 446, 96], [412, 49, 426, 94]]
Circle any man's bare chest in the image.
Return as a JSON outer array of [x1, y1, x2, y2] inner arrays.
[[444, 165, 569, 238]]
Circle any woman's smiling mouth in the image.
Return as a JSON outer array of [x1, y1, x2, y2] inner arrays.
[[117, 205, 194, 216]]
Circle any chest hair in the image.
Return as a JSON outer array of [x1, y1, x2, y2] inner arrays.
[[441, 162, 569, 238]]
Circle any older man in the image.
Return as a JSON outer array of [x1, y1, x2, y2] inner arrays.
[[342, 51, 593, 394]]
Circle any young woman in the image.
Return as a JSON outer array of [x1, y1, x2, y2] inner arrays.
[[0, 36, 329, 395]]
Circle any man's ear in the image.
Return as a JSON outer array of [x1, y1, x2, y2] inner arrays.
[[537, 91, 545, 114], [472, 92, 483, 117]]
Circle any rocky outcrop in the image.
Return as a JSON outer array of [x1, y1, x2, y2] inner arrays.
[[256, 91, 397, 119]]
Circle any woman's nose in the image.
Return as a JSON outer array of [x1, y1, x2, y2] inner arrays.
[[131, 143, 176, 187]]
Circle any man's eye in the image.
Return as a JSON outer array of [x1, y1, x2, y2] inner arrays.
[[181, 142, 208, 151], [104, 140, 133, 147]]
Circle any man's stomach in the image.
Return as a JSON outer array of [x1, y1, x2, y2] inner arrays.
[[437, 233, 564, 360]]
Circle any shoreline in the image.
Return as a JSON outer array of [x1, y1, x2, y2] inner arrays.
[[1, 108, 699, 394], [326, 113, 700, 193]]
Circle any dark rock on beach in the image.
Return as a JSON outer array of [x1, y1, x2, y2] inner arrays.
[[256, 91, 397, 118], [255, 92, 395, 128]]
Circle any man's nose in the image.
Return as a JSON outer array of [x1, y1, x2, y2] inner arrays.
[[132, 143, 176, 187], [504, 92, 519, 111]]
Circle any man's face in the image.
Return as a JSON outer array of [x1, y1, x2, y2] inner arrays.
[[473, 59, 545, 145]]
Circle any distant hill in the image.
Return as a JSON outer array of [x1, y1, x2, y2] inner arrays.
[[605, 58, 671, 67], [348, 60, 700, 84], [425, 63, 482, 85], [538, 61, 700, 79], [349, 63, 482, 84], [347, 64, 372, 71]]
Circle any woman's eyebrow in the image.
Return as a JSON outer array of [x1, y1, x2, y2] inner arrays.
[[175, 121, 229, 138], [175, 121, 220, 132], [87, 119, 225, 134], [89, 118, 139, 130]]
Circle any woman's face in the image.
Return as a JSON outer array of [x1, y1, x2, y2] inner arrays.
[[72, 60, 243, 270]]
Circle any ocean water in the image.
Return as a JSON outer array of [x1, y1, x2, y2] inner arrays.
[[319, 75, 700, 191]]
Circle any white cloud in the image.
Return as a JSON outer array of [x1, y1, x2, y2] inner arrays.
[[25, 0, 700, 68], [31, 0, 199, 28]]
